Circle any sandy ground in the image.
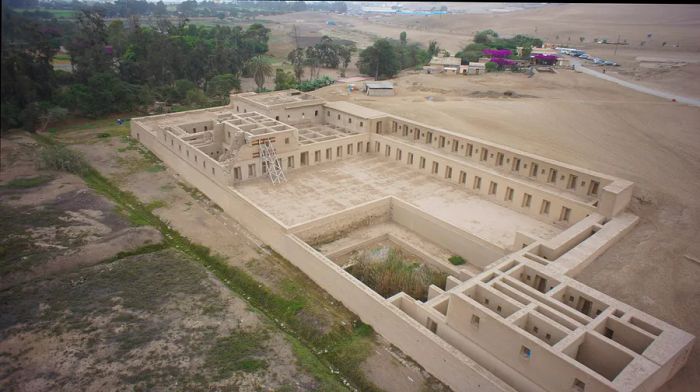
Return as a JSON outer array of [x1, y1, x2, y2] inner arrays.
[[311, 62, 700, 391], [236, 154, 561, 249], [0, 134, 162, 290]]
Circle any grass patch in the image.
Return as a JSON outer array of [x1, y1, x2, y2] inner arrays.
[[0, 175, 53, 189], [348, 248, 447, 302], [145, 164, 165, 173], [288, 338, 347, 392], [145, 199, 167, 211], [448, 255, 466, 266], [206, 330, 270, 379]]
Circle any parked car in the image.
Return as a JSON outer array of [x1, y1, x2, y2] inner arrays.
[[603, 60, 617, 66], [593, 58, 604, 65], [579, 54, 591, 60]]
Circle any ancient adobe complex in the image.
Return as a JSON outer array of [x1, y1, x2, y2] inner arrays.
[[131, 90, 694, 392]]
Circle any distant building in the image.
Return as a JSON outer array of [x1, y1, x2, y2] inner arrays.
[[467, 62, 486, 75], [364, 82, 395, 96], [424, 56, 462, 74], [531, 47, 559, 56]]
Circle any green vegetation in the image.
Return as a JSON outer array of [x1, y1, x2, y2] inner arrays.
[[246, 55, 274, 92], [456, 29, 543, 63], [357, 39, 401, 80], [206, 330, 270, 379], [348, 248, 448, 301], [38, 144, 88, 174], [1, 5, 271, 131], [275, 70, 335, 92], [448, 255, 466, 266], [0, 175, 53, 189], [357, 32, 433, 80]]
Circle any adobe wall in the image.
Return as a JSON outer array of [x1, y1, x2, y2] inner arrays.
[[382, 116, 624, 205], [290, 197, 392, 245], [132, 121, 231, 185], [374, 134, 595, 228], [131, 98, 693, 392], [231, 133, 369, 183], [132, 119, 515, 392], [391, 198, 506, 267]]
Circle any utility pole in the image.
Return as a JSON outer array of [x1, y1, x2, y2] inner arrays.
[[614, 33, 621, 55]]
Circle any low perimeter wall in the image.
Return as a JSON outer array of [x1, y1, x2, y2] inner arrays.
[[134, 126, 515, 392], [391, 198, 506, 268]]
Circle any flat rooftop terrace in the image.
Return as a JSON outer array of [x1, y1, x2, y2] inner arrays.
[[135, 107, 233, 128], [236, 155, 562, 249], [297, 123, 360, 145], [238, 90, 324, 108]]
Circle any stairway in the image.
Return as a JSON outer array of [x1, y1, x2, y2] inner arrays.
[[260, 140, 286, 184]]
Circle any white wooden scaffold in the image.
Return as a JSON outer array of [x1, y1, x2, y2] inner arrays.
[[260, 140, 286, 184]]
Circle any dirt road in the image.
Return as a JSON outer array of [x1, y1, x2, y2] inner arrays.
[[572, 58, 700, 106]]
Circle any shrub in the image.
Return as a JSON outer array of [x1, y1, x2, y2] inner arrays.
[[38, 144, 88, 175], [348, 248, 447, 301], [296, 76, 334, 92], [448, 255, 466, 266]]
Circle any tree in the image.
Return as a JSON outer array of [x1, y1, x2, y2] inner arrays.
[[474, 29, 498, 44], [186, 88, 208, 107], [1, 6, 59, 131], [274, 68, 296, 91], [428, 40, 440, 57], [337, 44, 355, 77], [357, 39, 400, 80], [400, 31, 407, 46], [485, 62, 498, 72], [287, 48, 305, 82], [66, 10, 113, 82], [455, 43, 487, 63], [206, 74, 240, 103], [305, 46, 320, 80], [154, 1, 167, 16], [172, 79, 197, 102], [315, 36, 340, 68], [37, 105, 68, 132], [245, 56, 272, 91], [580, 36, 585, 43]]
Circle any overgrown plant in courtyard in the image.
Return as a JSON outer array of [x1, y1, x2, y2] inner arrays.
[[348, 248, 447, 301]]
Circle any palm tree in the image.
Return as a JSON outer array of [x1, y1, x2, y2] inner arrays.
[[245, 56, 273, 92]]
